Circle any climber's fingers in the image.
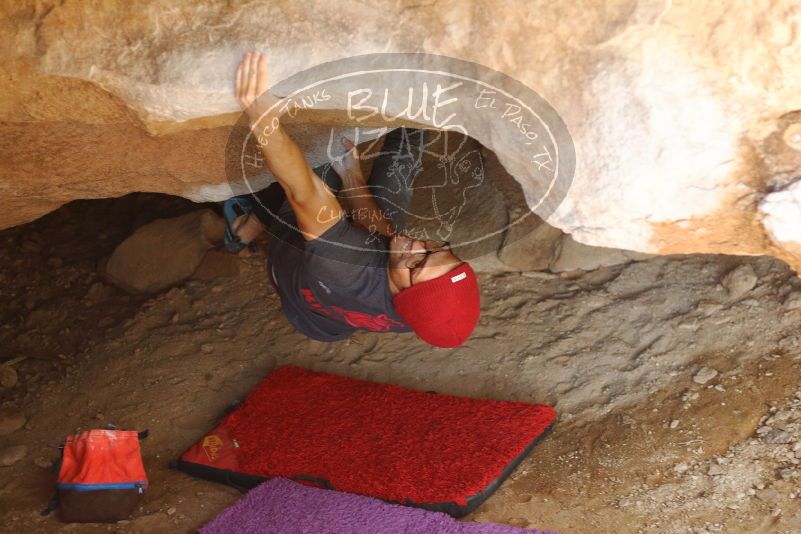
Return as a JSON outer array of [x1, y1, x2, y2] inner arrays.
[[246, 50, 259, 103], [256, 53, 269, 97], [236, 53, 251, 109], [341, 136, 359, 159], [235, 50, 270, 113], [235, 60, 245, 109]]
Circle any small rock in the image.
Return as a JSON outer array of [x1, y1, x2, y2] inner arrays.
[[693, 367, 718, 385], [763, 429, 793, 444], [200, 344, 214, 354], [621, 414, 635, 426], [682, 391, 700, 402], [166, 507, 176, 516], [0, 445, 27, 466], [708, 464, 725, 476], [721, 264, 758, 299], [785, 292, 801, 311], [85, 282, 114, 304], [0, 365, 18, 388], [697, 301, 724, 316], [0, 411, 26, 436], [34, 456, 53, 469], [674, 462, 689, 474], [103, 210, 223, 293], [779, 335, 800, 350], [756, 488, 779, 502], [21, 240, 42, 253], [779, 468, 797, 480], [506, 518, 529, 528], [670, 419, 680, 429], [520, 271, 558, 280]]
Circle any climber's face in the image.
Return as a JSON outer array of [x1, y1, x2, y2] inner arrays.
[[386, 234, 462, 294]]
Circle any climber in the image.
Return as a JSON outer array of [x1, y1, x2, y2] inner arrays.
[[226, 49, 480, 348]]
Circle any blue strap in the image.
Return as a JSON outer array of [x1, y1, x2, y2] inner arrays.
[[223, 196, 256, 253], [57, 482, 147, 491]]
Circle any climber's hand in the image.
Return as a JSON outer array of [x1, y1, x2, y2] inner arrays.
[[331, 137, 366, 188], [235, 49, 273, 123]]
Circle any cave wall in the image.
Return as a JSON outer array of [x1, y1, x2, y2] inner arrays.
[[2, 0, 801, 270]]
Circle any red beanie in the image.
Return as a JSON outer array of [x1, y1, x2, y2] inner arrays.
[[392, 263, 480, 348]]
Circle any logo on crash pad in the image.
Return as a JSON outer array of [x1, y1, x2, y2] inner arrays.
[[202, 434, 225, 462], [181, 429, 240, 470]]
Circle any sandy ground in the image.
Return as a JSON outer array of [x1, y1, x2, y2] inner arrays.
[[2, 195, 801, 533]]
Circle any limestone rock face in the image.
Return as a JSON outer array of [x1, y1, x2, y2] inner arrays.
[[550, 236, 653, 273], [498, 216, 564, 272], [3, 0, 801, 271]]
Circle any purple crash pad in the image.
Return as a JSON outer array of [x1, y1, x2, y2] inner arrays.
[[200, 478, 555, 534]]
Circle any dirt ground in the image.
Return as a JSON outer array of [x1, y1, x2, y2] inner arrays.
[[2, 195, 801, 533]]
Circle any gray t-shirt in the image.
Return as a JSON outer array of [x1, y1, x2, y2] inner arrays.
[[267, 214, 410, 341]]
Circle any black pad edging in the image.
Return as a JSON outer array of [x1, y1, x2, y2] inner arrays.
[[173, 420, 555, 518], [420, 420, 555, 517]]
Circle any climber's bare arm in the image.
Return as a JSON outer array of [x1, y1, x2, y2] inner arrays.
[[331, 137, 397, 238], [235, 50, 343, 239]]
